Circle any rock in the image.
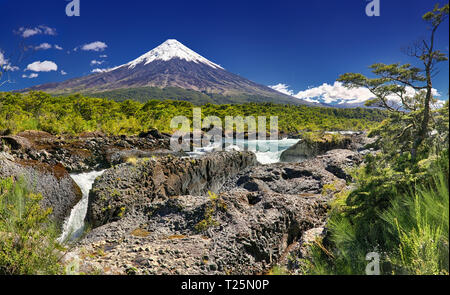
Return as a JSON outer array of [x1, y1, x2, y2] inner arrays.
[[138, 129, 166, 140], [222, 149, 361, 196], [280, 132, 372, 162], [318, 149, 363, 181], [86, 151, 258, 228], [70, 189, 329, 275], [16, 130, 54, 140], [276, 227, 326, 275], [65, 148, 362, 275], [105, 148, 186, 166], [0, 153, 82, 225], [0, 135, 33, 151], [78, 131, 106, 138], [1, 131, 172, 173]]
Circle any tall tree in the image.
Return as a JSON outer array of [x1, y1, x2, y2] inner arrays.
[[338, 3, 449, 161]]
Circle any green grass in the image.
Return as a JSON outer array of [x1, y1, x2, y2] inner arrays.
[[381, 171, 449, 275]]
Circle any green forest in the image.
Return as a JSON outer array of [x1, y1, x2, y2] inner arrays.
[[0, 91, 386, 136]]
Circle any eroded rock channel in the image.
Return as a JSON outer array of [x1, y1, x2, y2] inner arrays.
[[0, 130, 369, 275]]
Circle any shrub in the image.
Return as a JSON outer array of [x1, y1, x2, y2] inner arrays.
[[381, 170, 449, 274], [0, 177, 63, 275], [303, 151, 449, 275]]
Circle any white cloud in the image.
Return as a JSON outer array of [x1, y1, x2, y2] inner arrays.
[[0, 51, 19, 72], [22, 73, 39, 79], [61, 70, 67, 75], [20, 28, 41, 38], [432, 99, 446, 109], [35, 43, 52, 50], [269, 83, 295, 96], [4, 64, 19, 71], [90, 59, 105, 66], [91, 68, 111, 73], [16, 25, 57, 38], [0, 52, 6, 65], [271, 81, 442, 106], [81, 41, 108, 52], [54, 45, 63, 50], [294, 81, 375, 104], [100, 54, 108, 58], [25, 61, 58, 72], [302, 97, 322, 104]]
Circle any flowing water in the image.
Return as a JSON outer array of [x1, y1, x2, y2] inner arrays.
[[189, 138, 300, 164], [58, 170, 105, 243]]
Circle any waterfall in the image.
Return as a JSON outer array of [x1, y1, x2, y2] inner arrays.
[[58, 170, 105, 243]]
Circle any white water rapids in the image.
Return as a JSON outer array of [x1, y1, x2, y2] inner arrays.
[[189, 138, 300, 164], [58, 170, 105, 243]]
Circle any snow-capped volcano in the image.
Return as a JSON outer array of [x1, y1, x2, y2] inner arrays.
[[23, 39, 314, 105], [125, 39, 223, 70]]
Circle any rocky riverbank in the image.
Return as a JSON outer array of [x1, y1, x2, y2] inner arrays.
[[0, 129, 178, 173], [63, 149, 363, 275], [0, 130, 371, 275]]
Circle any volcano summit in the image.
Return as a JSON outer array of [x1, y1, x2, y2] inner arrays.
[[23, 39, 314, 105]]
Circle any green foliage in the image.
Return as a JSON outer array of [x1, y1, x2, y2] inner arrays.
[[304, 150, 449, 275], [194, 192, 227, 233], [268, 265, 289, 275], [0, 91, 386, 136], [381, 170, 449, 275], [0, 177, 63, 275], [303, 4, 449, 275], [338, 3, 448, 162], [302, 131, 346, 145]]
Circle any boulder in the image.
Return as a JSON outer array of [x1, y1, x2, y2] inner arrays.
[[104, 148, 187, 166], [0, 152, 82, 225], [0, 135, 33, 151], [280, 132, 372, 162], [138, 128, 167, 140], [86, 151, 258, 228]]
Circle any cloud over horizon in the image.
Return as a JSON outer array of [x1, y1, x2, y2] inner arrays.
[[269, 83, 295, 96], [91, 68, 112, 73], [270, 81, 444, 105]]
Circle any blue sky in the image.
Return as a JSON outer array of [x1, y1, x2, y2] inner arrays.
[[0, 0, 448, 103]]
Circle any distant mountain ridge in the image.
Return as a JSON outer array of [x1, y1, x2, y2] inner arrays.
[[22, 39, 317, 106]]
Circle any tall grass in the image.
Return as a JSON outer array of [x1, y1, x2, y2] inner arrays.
[[304, 155, 449, 275], [381, 171, 449, 275], [0, 177, 63, 275]]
